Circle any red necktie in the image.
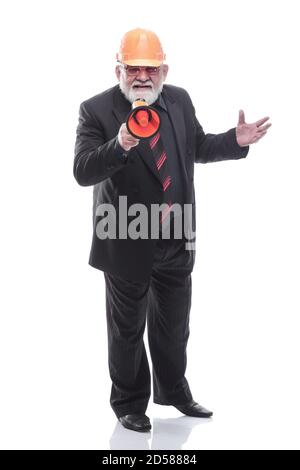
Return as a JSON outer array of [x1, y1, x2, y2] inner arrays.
[[149, 132, 173, 225]]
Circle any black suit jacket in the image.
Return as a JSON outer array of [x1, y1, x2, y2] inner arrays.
[[74, 84, 249, 281]]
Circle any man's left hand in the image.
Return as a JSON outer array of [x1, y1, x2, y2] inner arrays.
[[236, 110, 272, 147]]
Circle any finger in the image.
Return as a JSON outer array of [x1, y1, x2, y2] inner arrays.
[[252, 131, 267, 143], [257, 131, 268, 139], [238, 109, 245, 125], [124, 134, 139, 142], [255, 116, 270, 127], [125, 139, 140, 147], [257, 123, 272, 132], [250, 134, 262, 143], [123, 130, 137, 140], [124, 130, 139, 140]]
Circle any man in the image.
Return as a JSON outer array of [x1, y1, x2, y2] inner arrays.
[[74, 28, 271, 432]]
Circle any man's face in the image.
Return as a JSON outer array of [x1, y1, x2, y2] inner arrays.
[[115, 63, 169, 105]]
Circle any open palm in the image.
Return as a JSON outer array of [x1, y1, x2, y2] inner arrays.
[[236, 110, 272, 147]]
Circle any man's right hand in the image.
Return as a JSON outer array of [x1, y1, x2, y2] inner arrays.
[[118, 123, 140, 152]]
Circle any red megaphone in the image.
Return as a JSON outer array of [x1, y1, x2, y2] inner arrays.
[[126, 99, 161, 139]]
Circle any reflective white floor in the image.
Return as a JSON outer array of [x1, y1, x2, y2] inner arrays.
[[109, 411, 213, 450], [107, 400, 300, 450], [1, 271, 300, 450]]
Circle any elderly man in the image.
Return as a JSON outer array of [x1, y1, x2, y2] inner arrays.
[[74, 28, 271, 432]]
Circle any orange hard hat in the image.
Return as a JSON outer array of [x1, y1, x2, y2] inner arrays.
[[116, 28, 166, 67]]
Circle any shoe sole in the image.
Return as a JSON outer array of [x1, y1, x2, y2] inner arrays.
[[119, 421, 152, 432], [179, 411, 213, 418]]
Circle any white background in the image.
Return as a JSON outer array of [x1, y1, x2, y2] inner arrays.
[[0, 0, 299, 450]]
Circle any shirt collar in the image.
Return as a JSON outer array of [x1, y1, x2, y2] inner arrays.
[[152, 92, 167, 112]]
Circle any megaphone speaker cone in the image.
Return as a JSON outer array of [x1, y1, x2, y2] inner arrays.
[[135, 109, 149, 127], [126, 106, 161, 139]]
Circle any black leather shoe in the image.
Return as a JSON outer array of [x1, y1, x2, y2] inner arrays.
[[174, 400, 213, 418], [118, 414, 152, 432]]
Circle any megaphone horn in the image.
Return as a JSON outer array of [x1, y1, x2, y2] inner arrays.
[[126, 99, 161, 139]]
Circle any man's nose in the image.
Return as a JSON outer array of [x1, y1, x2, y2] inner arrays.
[[136, 68, 150, 81]]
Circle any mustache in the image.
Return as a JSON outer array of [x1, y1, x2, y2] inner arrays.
[[132, 80, 153, 87]]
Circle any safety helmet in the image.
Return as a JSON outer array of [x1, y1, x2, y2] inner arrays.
[[116, 28, 166, 67]]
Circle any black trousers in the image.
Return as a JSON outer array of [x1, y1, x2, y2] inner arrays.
[[103, 225, 195, 419]]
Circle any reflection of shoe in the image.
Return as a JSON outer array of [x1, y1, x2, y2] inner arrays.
[[118, 414, 152, 432], [174, 400, 213, 418]]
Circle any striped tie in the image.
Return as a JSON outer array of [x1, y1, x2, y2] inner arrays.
[[149, 132, 173, 225]]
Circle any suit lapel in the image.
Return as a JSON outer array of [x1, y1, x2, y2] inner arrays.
[[162, 87, 187, 179]]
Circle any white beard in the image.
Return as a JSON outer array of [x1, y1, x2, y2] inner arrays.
[[119, 75, 164, 105]]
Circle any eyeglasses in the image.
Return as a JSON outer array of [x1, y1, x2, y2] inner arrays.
[[119, 64, 161, 76]]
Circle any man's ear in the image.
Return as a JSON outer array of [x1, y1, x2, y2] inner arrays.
[[115, 65, 121, 81], [162, 64, 169, 81]]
